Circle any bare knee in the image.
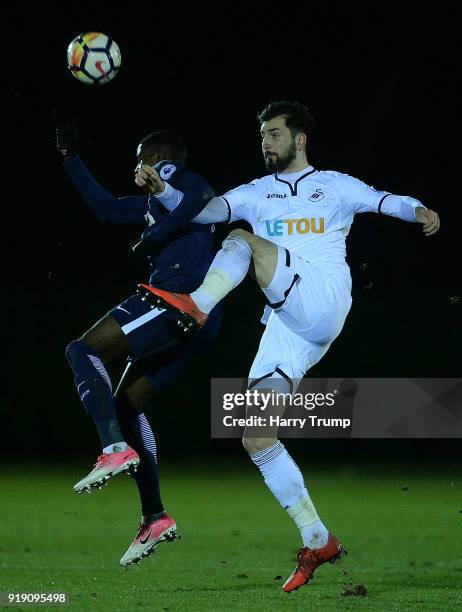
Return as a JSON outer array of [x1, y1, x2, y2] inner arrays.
[[227, 229, 272, 255], [226, 231, 277, 288], [227, 228, 253, 243], [223, 229, 254, 257], [242, 436, 278, 454]]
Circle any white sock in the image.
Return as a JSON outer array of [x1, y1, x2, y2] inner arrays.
[[191, 235, 252, 314], [103, 441, 127, 454], [250, 441, 329, 549], [286, 496, 329, 549]]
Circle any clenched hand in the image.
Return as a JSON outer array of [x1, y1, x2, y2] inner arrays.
[[134, 164, 166, 195], [415, 207, 440, 237]]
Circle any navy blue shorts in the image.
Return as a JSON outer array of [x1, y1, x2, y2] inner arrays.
[[109, 293, 222, 390]]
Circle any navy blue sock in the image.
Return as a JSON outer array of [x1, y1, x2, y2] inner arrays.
[[65, 340, 124, 448], [115, 394, 164, 517]]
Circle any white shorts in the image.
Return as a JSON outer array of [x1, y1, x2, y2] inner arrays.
[[248, 247, 352, 393]]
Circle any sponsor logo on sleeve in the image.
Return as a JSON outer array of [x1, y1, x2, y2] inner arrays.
[[160, 164, 176, 180]]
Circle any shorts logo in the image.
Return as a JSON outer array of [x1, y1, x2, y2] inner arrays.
[[265, 218, 325, 236], [145, 212, 155, 226], [308, 189, 325, 202], [116, 305, 131, 314]]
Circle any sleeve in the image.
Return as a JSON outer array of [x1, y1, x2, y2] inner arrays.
[[192, 197, 229, 223], [220, 181, 259, 224], [63, 155, 147, 223], [154, 182, 184, 211], [336, 173, 425, 222], [153, 174, 258, 225], [155, 185, 229, 223], [143, 173, 215, 245], [154, 160, 183, 182]]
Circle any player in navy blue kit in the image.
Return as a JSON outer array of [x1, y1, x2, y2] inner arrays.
[[55, 114, 221, 565]]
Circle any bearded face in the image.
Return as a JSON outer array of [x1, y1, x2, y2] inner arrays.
[[263, 137, 297, 172]]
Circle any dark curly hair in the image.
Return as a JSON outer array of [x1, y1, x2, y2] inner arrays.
[[138, 130, 188, 162], [257, 101, 315, 148]]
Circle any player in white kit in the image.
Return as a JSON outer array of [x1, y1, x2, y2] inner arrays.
[[134, 101, 440, 592]]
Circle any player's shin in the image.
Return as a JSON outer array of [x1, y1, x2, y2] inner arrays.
[[65, 340, 125, 450], [247, 440, 328, 548], [115, 394, 164, 519], [191, 234, 252, 314]]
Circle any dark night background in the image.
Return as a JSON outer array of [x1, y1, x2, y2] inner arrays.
[[2, 5, 460, 464]]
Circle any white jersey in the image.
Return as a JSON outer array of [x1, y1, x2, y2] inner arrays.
[[221, 166, 423, 283]]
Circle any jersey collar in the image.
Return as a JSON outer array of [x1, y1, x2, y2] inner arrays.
[[275, 166, 316, 196]]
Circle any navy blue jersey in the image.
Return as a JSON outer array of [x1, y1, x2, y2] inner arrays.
[[63, 156, 216, 292]]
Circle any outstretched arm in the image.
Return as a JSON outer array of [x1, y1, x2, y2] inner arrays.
[[157, 189, 229, 223], [63, 156, 148, 224], [135, 164, 229, 224], [54, 112, 147, 224], [378, 196, 440, 237], [337, 174, 441, 237]]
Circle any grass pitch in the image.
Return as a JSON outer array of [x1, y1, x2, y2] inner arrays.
[[1, 460, 461, 611]]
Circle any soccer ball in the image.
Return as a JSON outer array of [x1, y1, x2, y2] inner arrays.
[[67, 32, 121, 85]]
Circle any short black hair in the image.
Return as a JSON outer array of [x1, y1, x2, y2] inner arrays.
[[257, 101, 315, 145], [138, 130, 188, 162]]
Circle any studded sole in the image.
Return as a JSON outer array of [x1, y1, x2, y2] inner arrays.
[[138, 288, 200, 333], [74, 459, 140, 494], [121, 526, 178, 567]]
